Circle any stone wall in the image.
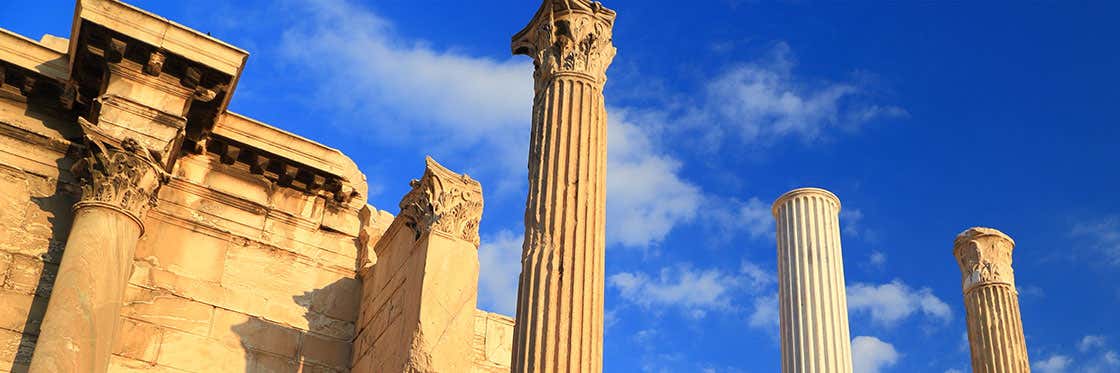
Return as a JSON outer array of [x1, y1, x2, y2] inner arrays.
[[0, 86, 80, 372], [0, 1, 516, 370]]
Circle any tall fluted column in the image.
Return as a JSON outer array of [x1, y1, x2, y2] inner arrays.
[[29, 122, 167, 372], [772, 188, 854, 373], [510, 1, 616, 372], [954, 227, 1030, 373]]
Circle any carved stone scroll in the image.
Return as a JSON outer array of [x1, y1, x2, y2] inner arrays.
[[512, 0, 617, 92], [72, 118, 169, 232], [398, 156, 484, 247]]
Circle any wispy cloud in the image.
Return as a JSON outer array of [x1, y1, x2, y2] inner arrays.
[[1034, 355, 1073, 373], [477, 230, 523, 315], [847, 280, 952, 326], [682, 42, 907, 149], [609, 265, 739, 318], [607, 111, 704, 248], [852, 336, 900, 373], [1071, 216, 1120, 266]]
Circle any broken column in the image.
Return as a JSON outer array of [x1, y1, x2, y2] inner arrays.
[[772, 188, 854, 373], [954, 227, 1030, 373], [29, 126, 167, 372], [351, 157, 485, 372], [509, 1, 617, 372]]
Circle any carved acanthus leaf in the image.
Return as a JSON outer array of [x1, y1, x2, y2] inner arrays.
[[398, 157, 484, 247], [954, 227, 1016, 293], [513, 0, 617, 90], [72, 118, 170, 227]]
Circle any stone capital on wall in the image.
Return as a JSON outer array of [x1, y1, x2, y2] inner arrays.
[[512, 0, 617, 90], [954, 227, 1017, 293], [71, 118, 170, 234], [398, 156, 484, 247]]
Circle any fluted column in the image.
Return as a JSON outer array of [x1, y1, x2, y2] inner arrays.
[[954, 227, 1030, 373], [29, 121, 167, 372], [772, 188, 853, 373], [509, 1, 616, 372]]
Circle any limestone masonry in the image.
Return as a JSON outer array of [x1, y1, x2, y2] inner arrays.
[[0, 0, 1037, 372]]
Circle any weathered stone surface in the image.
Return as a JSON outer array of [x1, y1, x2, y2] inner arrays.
[[954, 227, 1030, 373], [772, 188, 854, 373], [510, 1, 617, 371], [353, 158, 484, 373], [301, 332, 350, 370], [121, 286, 215, 336], [155, 328, 246, 372], [211, 307, 300, 358], [135, 222, 230, 283], [112, 318, 163, 363]]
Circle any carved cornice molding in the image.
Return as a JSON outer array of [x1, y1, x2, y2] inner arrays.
[[512, 0, 617, 90], [398, 157, 484, 247], [72, 118, 170, 234], [954, 227, 1017, 294]]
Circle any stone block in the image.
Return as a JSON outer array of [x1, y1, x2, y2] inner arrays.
[[112, 318, 163, 363], [4, 255, 41, 295], [0, 290, 44, 334], [209, 308, 300, 358], [0, 328, 33, 369], [309, 277, 360, 322], [270, 187, 324, 223], [246, 350, 297, 372], [107, 355, 185, 372], [299, 333, 350, 371], [134, 220, 229, 282], [122, 286, 214, 336], [155, 329, 246, 373]]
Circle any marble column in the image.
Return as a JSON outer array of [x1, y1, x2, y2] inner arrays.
[[772, 188, 854, 373], [509, 1, 616, 372], [29, 124, 167, 372], [954, 227, 1030, 373]]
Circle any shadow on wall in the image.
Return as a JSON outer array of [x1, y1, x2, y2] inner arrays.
[[7, 91, 81, 372], [231, 278, 360, 372]]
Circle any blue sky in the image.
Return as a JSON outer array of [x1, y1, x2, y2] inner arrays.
[[4, 1, 1119, 372]]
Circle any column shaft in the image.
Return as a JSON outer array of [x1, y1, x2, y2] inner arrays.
[[29, 133, 166, 372], [955, 228, 1030, 373], [510, 2, 616, 371], [29, 207, 141, 372], [773, 188, 853, 373]]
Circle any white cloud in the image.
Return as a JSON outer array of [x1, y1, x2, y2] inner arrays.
[[606, 111, 703, 248], [609, 266, 737, 318], [477, 230, 523, 315], [851, 336, 899, 373], [1034, 355, 1073, 373], [869, 250, 887, 267], [944, 370, 964, 373], [747, 293, 779, 332], [1081, 335, 1108, 352], [740, 261, 776, 291], [688, 43, 907, 147], [847, 280, 952, 326], [1071, 216, 1120, 265]]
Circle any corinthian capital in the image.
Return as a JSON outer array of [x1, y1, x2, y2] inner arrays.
[[512, 0, 617, 88], [954, 227, 1017, 293], [72, 118, 170, 232], [399, 157, 484, 247]]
